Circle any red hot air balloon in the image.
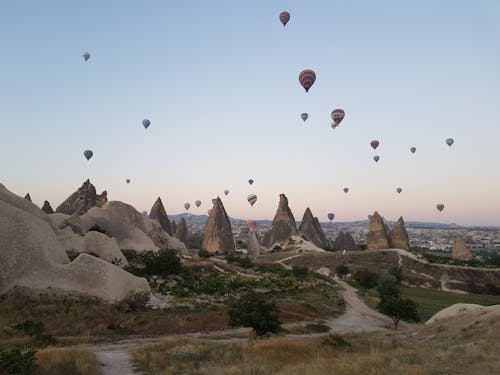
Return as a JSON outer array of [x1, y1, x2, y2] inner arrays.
[[331, 109, 345, 126], [279, 11, 290, 26], [299, 70, 316, 92], [370, 140, 379, 150], [247, 220, 257, 229]]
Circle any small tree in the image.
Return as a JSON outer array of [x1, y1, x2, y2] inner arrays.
[[377, 296, 419, 329], [142, 249, 182, 277], [377, 277, 400, 299], [353, 269, 379, 289], [228, 292, 281, 336], [335, 264, 349, 279]]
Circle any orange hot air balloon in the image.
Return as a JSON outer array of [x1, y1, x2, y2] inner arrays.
[[299, 70, 316, 92], [247, 220, 257, 229]]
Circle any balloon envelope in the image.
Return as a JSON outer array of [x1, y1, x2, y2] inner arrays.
[[224, 189, 229, 196], [373, 155, 380, 163], [83, 150, 93, 161], [247, 220, 257, 229], [299, 70, 316, 92], [327, 213, 335, 222], [247, 194, 257, 206], [396, 187, 402, 193], [211, 198, 217, 205], [446, 138, 454, 147], [83, 52, 90, 61], [279, 11, 290, 26], [248, 179, 254, 185], [331, 109, 345, 125], [436, 203, 445, 212], [195, 200, 201, 207], [370, 140, 379, 150], [184, 203, 190, 211], [343, 188, 349, 193], [410, 147, 416, 154], [142, 119, 151, 129], [126, 179, 131, 184], [300, 113, 308, 122]]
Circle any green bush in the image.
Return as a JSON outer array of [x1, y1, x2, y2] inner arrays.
[[292, 266, 309, 279], [228, 292, 281, 336], [353, 269, 379, 289], [0, 346, 37, 375], [12, 321, 56, 348], [377, 296, 419, 329], [335, 264, 349, 279], [377, 278, 400, 299], [198, 249, 213, 258], [226, 254, 253, 269]]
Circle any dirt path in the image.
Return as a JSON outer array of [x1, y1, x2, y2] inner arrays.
[[94, 344, 136, 375]]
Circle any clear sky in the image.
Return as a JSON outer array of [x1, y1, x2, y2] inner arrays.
[[1, 1, 499, 226]]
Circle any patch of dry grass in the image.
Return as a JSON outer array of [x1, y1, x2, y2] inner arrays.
[[131, 311, 500, 375], [36, 348, 98, 375]]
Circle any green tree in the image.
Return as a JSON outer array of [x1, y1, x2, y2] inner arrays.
[[377, 296, 419, 329], [353, 269, 379, 289], [228, 292, 281, 336], [377, 277, 400, 299], [142, 249, 182, 277]]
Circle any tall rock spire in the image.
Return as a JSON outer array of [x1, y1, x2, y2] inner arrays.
[[202, 197, 235, 253], [366, 211, 390, 250], [298, 207, 327, 249], [149, 197, 172, 235], [262, 194, 298, 248]]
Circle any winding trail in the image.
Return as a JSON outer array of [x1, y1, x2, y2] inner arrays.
[[90, 253, 401, 373]]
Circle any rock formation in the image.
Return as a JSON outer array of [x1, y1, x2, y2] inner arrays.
[[149, 197, 172, 235], [201, 197, 235, 253], [334, 231, 358, 251], [0, 182, 149, 301], [24, 193, 31, 202], [366, 211, 390, 250], [262, 194, 298, 248], [41, 200, 54, 214], [175, 218, 188, 244], [56, 179, 107, 216], [452, 237, 473, 261], [247, 231, 262, 257], [298, 207, 327, 249], [389, 217, 410, 250], [171, 221, 177, 235]]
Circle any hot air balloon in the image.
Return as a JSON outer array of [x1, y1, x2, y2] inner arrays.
[[279, 11, 290, 26], [195, 200, 201, 207], [142, 119, 151, 129], [184, 203, 190, 211], [211, 198, 217, 205], [299, 70, 316, 92], [248, 179, 254, 186], [224, 189, 229, 196], [247, 220, 257, 229], [370, 140, 379, 150], [83, 52, 90, 61], [410, 147, 416, 154], [436, 203, 444, 212], [373, 155, 380, 163], [343, 188, 349, 193], [331, 109, 345, 126], [327, 213, 335, 222], [126, 179, 131, 184], [446, 138, 454, 147], [396, 187, 402, 194], [247, 194, 257, 206], [300, 113, 308, 122], [83, 150, 93, 161]]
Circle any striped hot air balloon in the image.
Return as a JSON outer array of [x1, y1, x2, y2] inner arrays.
[[299, 70, 316, 92], [279, 11, 290, 26], [331, 109, 345, 126], [247, 194, 257, 206]]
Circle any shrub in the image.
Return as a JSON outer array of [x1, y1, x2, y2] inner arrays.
[[142, 250, 182, 277], [116, 292, 150, 313], [198, 249, 212, 258], [335, 264, 349, 279], [226, 254, 253, 269], [0, 346, 37, 375], [292, 266, 309, 279], [320, 334, 351, 348], [228, 292, 281, 336], [377, 278, 401, 299], [12, 321, 56, 348], [353, 269, 379, 289]]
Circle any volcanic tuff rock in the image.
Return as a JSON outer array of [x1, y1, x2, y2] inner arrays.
[[389, 216, 410, 250], [175, 218, 188, 244], [41, 200, 54, 214], [247, 231, 262, 257], [149, 197, 172, 235], [0, 182, 149, 301], [298, 207, 327, 249], [56, 179, 107, 216], [262, 194, 298, 248], [366, 211, 390, 250], [452, 237, 473, 261], [171, 221, 177, 235], [334, 231, 358, 251], [202, 197, 235, 253], [24, 193, 31, 202]]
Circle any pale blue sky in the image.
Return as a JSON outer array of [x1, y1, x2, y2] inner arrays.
[[1, 1, 499, 225]]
